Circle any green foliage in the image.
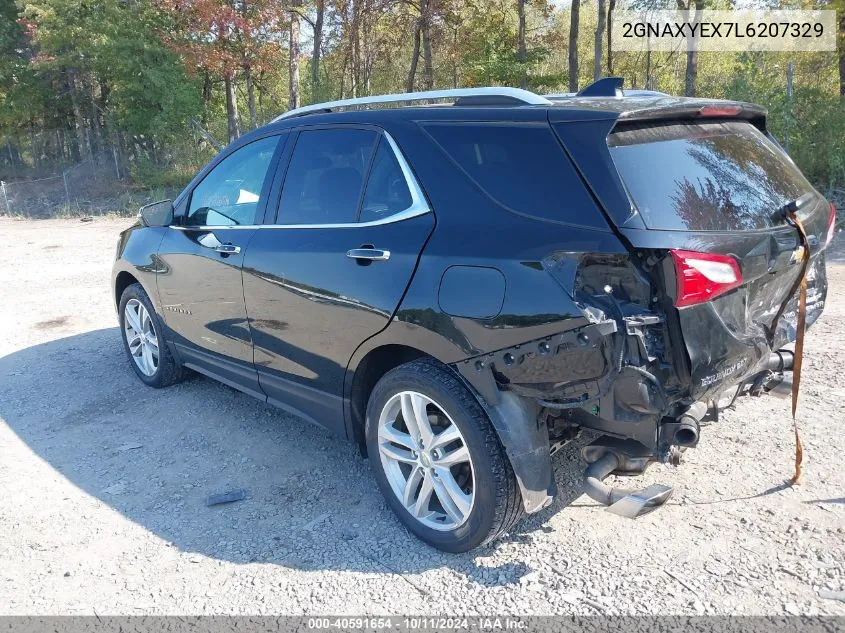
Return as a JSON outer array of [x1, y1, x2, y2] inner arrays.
[[106, 35, 201, 139], [723, 52, 845, 190], [129, 160, 200, 191], [23, 0, 200, 137], [0, 0, 35, 128], [453, 0, 563, 89], [0, 0, 843, 205]]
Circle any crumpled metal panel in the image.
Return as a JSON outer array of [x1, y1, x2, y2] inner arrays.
[[680, 252, 827, 401]]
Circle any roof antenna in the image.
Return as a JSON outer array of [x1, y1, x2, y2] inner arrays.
[[577, 77, 624, 98]]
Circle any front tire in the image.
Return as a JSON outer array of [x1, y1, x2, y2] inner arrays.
[[365, 358, 523, 552], [119, 283, 183, 388]]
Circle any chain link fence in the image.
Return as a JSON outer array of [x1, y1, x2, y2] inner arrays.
[[0, 151, 194, 219], [0, 174, 65, 217], [0, 149, 141, 218], [0, 120, 222, 218]]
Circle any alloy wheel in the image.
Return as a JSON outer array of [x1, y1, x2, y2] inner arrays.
[[377, 391, 475, 531], [123, 299, 159, 377]]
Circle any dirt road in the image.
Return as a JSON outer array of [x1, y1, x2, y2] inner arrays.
[[1, 217, 843, 615]]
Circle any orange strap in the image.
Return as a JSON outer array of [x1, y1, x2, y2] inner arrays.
[[785, 210, 809, 485]]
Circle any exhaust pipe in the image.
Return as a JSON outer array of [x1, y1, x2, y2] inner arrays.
[[674, 420, 698, 446], [767, 349, 795, 373], [674, 401, 706, 447], [582, 452, 673, 514]]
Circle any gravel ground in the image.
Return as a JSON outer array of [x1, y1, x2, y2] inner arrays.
[[0, 216, 843, 616]]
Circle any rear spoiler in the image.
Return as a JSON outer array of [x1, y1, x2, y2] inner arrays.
[[615, 99, 768, 133], [547, 77, 768, 133]]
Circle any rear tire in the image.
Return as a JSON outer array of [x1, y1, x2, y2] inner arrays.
[[365, 358, 523, 552], [119, 283, 184, 388]]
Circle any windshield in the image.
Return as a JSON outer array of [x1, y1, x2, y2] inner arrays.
[[609, 120, 815, 232]]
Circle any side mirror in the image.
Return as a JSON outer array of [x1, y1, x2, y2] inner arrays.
[[139, 199, 174, 227]]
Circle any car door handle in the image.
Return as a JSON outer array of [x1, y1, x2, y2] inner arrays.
[[214, 243, 241, 254], [197, 232, 241, 255], [346, 248, 390, 261]]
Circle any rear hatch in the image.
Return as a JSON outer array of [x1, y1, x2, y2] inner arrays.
[[552, 105, 833, 400]]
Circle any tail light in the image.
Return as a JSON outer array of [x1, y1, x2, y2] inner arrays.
[[827, 202, 837, 247], [670, 250, 743, 307]]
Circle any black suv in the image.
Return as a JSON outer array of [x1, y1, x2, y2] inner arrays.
[[113, 78, 834, 552]]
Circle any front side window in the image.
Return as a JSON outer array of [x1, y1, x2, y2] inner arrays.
[[187, 135, 280, 227], [278, 128, 378, 225]]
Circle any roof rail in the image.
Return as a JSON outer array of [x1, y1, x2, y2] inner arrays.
[[274, 87, 553, 121], [624, 89, 670, 97], [545, 87, 670, 100]]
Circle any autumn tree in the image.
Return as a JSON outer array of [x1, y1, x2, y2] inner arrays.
[[1, 0, 843, 207], [158, 0, 285, 141]]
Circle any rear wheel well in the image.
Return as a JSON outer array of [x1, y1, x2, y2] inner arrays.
[[350, 344, 429, 453], [114, 271, 139, 310]]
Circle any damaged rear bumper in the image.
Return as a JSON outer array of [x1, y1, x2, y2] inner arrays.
[[452, 259, 824, 515], [453, 317, 676, 513]]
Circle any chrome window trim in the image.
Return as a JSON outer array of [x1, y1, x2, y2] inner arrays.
[[170, 131, 431, 231], [170, 206, 428, 231], [375, 131, 429, 221], [273, 87, 552, 121]]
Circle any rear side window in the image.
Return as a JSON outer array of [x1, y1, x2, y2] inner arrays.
[[422, 122, 604, 227], [360, 138, 413, 223], [609, 120, 814, 232], [279, 128, 378, 225]]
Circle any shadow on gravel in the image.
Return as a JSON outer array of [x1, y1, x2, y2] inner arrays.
[[805, 497, 845, 505], [0, 328, 588, 587], [668, 482, 794, 506]]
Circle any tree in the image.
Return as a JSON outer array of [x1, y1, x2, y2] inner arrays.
[[837, 0, 845, 96], [290, 0, 302, 109], [10, 0, 198, 169], [399, 0, 437, 92], [593, 0, 605, 80], [676, 0, 703, 96], [517, 0, 526, 88], [841, 23, 844, 97], [224, 72, 241, 140], [310, 0, 325, 99], [406, 21, 421, 91], [419, 0, 435, 89], [568, 0, 580, 91], [158, 0, 285, 141], [0, 0, 29, 174], [606, 0, 615, 75], [2, 0, 843, 205]]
